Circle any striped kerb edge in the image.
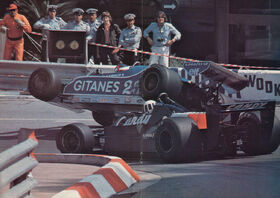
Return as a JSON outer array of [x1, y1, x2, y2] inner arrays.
[[52, 157, 140, 198]]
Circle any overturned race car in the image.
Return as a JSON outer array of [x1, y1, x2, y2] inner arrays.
[[27, 61, 280, 162]]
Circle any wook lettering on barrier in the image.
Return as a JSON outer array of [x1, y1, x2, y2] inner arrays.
[[244, 74, 280, 96]]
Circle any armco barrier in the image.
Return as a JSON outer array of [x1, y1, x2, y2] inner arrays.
[[0, 60, 115, 90], [0, 32, 5, 60], [34, 153, 140, 198], [0, 128, 140, 198], [0, 132, 38, 198]]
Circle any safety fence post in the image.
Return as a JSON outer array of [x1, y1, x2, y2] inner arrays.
[[0, 129, 38, 198]]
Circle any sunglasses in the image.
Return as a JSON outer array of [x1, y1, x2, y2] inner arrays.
[[9, 9, 16, 12], [74, 13, 83, 16]]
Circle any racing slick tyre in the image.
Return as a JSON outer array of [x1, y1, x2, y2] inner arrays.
[[237, 112, 280, 155], [140, 64, 183, 101], [56, 123, 95, 153], [154, 117, 202, 163], [92, 111, 115, 126], [266, 114, 280, 153], [28, 67, 61, 101]]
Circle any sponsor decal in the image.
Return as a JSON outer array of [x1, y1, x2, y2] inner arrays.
[[113, 97, 120, 103], [104, 73, 125, 77], [137, 99, 144, 104], [244, 74, 280, 96], [64, 75, 141, 96], [226, 102, 268, 111], [125, 97, 132, 103], [115, 114, 152, 126], [80, 97, 91, 102], [72, 97, 80, 102], [99, 98, 109, 103], [73, 79, 120, 93], [91, 98, 98, 103], [182, 61, 210, 76]]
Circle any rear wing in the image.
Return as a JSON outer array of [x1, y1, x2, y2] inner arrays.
[[181, 61, 249, 92]]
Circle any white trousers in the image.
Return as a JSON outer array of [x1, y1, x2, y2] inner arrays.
[[149, 46, 170, 67]]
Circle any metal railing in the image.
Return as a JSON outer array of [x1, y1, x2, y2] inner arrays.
[[0, 32, 5, 60], [0, 60, 115, 91], [0, 131, 38, 198]]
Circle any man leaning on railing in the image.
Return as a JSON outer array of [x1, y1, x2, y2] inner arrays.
[[0, 3, 32, 61]]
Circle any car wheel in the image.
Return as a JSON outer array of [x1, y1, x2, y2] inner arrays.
[[92, 111, 115, 126], [140, 64, 183, 100], [56, 123, 95, 153], [154, 117, 202, 163], [238, 112, 280, 155], [237, 112, 263, 155], [264, 114, 280, 154], [28, 67, 61, 101]]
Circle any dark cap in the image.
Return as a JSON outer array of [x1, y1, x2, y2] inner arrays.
[[48, 5, 58, 12]]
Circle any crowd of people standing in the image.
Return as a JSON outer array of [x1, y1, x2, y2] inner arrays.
[[0, 3, 181, 67]]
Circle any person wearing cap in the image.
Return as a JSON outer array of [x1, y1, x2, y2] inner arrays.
[[96, 11, 121, 65], [143, 11, 181, 67], [113, 13, 142, 65], [63, 8, 90, 33], [34, 5, 66, 31], [85, 8, 102, 63], [0, 3, 32, 61], [33, 5, 66, 61]]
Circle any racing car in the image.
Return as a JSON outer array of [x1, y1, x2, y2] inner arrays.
[[27, 61, 247, 125], [27, 61, 280, 162]]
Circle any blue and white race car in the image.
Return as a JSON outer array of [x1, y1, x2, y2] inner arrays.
[[28, 61, 280, 162], [28, 61, 247, 125]]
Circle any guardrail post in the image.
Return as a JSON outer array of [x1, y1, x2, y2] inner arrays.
[[10, 129, 36, 194], [0, 129, 38, 198], [0, 31, 6, 60]]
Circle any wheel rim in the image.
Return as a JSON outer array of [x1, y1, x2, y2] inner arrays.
[[159, 130, 173, 152], [240, 120, 259, 153], [61, 129, 81, 153], [31, 71, 50, 92], [144, 72, 160, 92]]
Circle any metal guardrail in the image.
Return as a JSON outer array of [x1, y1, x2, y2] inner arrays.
[[0, 131, 38, 198], [0, 32, 5, 60], [0, 60, 115, 91]]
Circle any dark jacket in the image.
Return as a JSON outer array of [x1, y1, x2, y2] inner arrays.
[[96, 23, 121, 47]]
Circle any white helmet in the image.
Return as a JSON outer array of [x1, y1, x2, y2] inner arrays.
[[143, 100, 156, 114]]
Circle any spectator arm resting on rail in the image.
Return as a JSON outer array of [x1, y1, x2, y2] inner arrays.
[[15, 17, 32, 33], [119, 27, 142, 47], [33, 21, 51, 30], [33, 5, 66, 31], [0, 14, 32, 34]]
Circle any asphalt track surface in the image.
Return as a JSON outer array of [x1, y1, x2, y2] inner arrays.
[[1, 91, 280, 198]]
